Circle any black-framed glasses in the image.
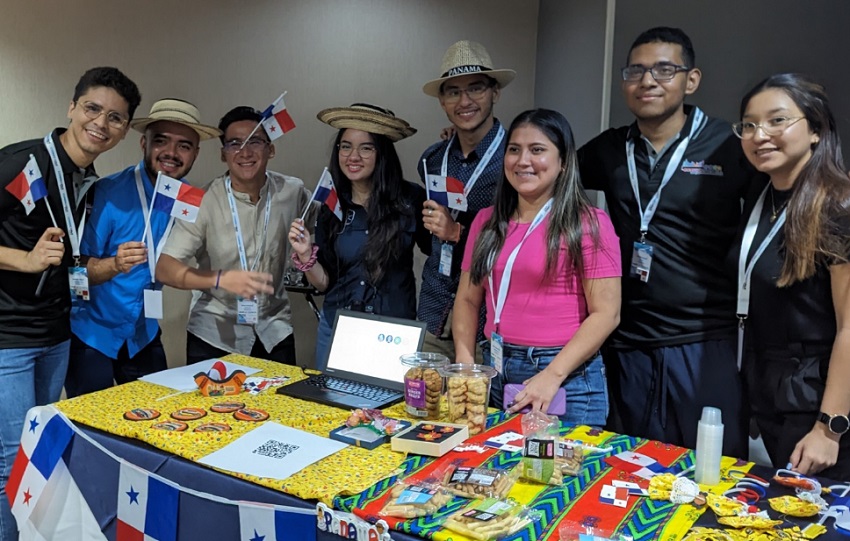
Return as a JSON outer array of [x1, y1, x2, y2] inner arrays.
[[77, 101, 129, 129], [441, 81, 493, 103], [338, 142, 376, 158], [621, 62, 690, 82], [222, 138, 270, 154], [732, 117, 805, 139]]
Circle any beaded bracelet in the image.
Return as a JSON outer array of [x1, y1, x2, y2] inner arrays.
[[291, 246, 319, 271]]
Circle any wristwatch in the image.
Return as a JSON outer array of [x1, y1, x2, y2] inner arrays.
[[818, 412, 850, 435]]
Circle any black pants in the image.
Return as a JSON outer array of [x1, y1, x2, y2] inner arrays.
[[185, 332, 296, 366], [745, 344, 850, 481], [65, 331, 167, 398]]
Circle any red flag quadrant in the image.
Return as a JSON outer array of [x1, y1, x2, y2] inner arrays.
[[5, 154, 48, 215], [261, 96, 296, 141], [116, 462, 179, 541], [152, 174, 205, 223], [315, 169, 343, 221], [426, 174, 467, 212]]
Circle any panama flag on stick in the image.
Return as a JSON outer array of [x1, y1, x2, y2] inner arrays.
[[422, 159, 467, 212], [260, 92, 296, 141], [301, 167, 342, 222], [151, 173, 205, 223], [5, 154, 50, 216]]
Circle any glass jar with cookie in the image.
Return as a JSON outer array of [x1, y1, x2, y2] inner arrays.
[[400, 352, 449, 420], [440, 364, 497, 435]]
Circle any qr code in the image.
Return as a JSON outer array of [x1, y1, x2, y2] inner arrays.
[[253, 439, 300, 459]]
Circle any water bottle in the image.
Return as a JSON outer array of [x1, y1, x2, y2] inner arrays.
[[694, 406, 723, 485]]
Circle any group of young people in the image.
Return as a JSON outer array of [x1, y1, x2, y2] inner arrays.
[[1, 23, 849, 541]]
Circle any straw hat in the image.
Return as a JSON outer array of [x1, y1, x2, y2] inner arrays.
[[317, 103, 416, 142], [130, 98, 221, 140], [422, 40, 516, 97]]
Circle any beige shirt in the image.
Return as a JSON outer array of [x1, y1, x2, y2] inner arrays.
[[162, 171, 313, 354]]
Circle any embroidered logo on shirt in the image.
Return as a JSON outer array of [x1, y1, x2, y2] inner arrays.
[[681, 160, 724, 176]]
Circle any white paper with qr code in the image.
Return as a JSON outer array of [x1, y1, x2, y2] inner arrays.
[[197, 422, 347, 479]]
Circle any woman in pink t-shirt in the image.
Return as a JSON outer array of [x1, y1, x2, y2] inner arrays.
[[453, 109, 621, 427]]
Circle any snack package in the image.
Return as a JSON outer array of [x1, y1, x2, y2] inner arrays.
[[379, 480, 453, 518], [444, 498, 538, 541], [443, 465, 517, 499], [555, 440, 584, 477], [345, 408, 405, 436], [442, 364, 497, 435], [401, 353, 448, 420], [558, 520, 634, 541], [519, 411, 561, 485]]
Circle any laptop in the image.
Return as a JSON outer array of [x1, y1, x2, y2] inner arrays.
[[277, 310, 427, 410]]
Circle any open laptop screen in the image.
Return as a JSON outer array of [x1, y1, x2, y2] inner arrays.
[[325, 310, 426, 386]]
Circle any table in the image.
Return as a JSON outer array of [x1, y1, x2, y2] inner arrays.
[[54, 355, 850, 541]]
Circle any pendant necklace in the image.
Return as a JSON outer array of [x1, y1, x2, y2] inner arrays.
[[769, 186, 788, 223]]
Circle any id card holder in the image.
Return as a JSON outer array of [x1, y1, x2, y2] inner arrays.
[[68, 266, 90, 300], [490, 332, 504, 373], [439, 243, 453, 276], [630, 241, 654, 283], [143, 287, 163, 319], [237, 297, 258, 325]]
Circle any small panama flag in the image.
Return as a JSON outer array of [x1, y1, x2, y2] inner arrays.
[[313, 168, 342, 221], [426, 172, 467, 212], [151, 173, 205, 223], [260, 93, 296, 141], [5, 154, 48, 215]]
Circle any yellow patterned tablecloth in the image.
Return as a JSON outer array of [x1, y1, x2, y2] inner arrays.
[[56, 354, 415, 505]]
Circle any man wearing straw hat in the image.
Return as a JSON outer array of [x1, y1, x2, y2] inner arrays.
[[417, 40, 515, 363], [157, 106, 313, 365], [66, 98, 220, 397]]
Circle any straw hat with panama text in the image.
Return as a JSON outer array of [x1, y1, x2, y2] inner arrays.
[[317, 103, 416, 142], [130, 98, 221, 141], [422, 40, 516, 97]]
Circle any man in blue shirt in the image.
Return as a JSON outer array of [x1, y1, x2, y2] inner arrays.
[[66, 98, 220, 397]]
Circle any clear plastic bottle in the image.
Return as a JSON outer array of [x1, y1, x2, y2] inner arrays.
[[694, 406, 724, 485]]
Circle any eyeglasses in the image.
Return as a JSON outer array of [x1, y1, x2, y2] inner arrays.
[[338, 142, 376, 158], [77, 101, 129, 129], [732, 117, 805, 139], [441, 82, 493, 103], [621, 62, 690, 82], [222, 138, 270, 153]]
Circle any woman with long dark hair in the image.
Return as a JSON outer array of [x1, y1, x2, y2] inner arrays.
[[289, 104, 429, 370], [734, 73, 850, 477], [453, 108, 621, 427]]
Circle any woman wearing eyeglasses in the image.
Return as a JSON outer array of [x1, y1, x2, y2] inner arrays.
[[734, 73, 850, 478], [288, 104, 430, 370]]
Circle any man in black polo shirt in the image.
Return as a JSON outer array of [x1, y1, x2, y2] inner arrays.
[[579, 27, 752, 457], [0, 67, 140, 540]]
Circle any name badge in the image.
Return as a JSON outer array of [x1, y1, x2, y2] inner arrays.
[[68, 266, 90, 300], [143, 289, 163, 319], [237, 297, 258, 325], [439, 243, 453, 276], [490, 332, 504, 373], [630, 242, 654, 283]]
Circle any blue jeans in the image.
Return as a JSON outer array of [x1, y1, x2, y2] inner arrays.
[[483, 341, 608, 428], [0, 340, 70, 541], [314, 313, 333, 372]]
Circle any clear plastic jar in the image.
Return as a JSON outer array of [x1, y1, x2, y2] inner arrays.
[[400, 352, 449, 419], [440, 364, 497, 435]]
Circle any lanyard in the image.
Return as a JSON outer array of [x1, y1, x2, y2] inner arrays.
[[625, 107, 705, 241], [44, 133, 91, 263], [737, 185, 786, 317], [487, 199, 553, 328], [441, 124, 505, 220], [225, 175, 272, 272], [133, 164, 174, 283]]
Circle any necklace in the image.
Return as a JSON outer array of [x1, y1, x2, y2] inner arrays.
[[769, 187, 789, 223]]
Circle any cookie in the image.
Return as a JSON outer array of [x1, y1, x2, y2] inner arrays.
[[210, 401, 245, 413], [152, 421, 188, 431], [234, 408, 269, 421], [194, 422, 232, 432], [171, 407, 207, 421], [123, 408, 161, 421]]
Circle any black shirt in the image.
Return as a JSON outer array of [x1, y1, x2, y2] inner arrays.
[[0, 129, 93, 348], [579, 106, 754, 348], [315, 180, 430, 325]]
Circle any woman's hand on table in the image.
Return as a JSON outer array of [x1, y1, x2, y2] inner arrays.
[[506, 369, 562, 415], [789, 423, 839, 475]]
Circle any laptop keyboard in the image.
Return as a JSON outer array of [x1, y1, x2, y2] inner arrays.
[[305, 375, 400, 402]]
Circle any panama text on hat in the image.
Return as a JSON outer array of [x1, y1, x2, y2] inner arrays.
[[130, 98, 221, 141], [422, 40, 516, 97], [317, 103, 416, 142]]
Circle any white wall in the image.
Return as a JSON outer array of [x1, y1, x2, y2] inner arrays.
[[0, 0, 539, 367]]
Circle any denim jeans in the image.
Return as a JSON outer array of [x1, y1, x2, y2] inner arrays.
[[0, 340, 70, 541], [314, 312, 333, 372], [482, 341, 608, 428]]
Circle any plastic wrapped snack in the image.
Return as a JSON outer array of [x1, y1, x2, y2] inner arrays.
[[444, 498, 537, 541], [555, 440, 584, 477], [401, 353, 448, 420], [519, 411, 562, 485], [443, 465, 517, 499], [442, 364, 497, 435], [379, 480, 453, 518]]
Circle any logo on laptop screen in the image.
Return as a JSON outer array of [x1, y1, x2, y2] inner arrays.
[[377, 333, 403, 345]]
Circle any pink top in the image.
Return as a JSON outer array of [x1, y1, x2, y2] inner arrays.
[[461, 206, 621, 347]]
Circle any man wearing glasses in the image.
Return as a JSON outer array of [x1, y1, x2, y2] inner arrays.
[[417, 40, 515, 362], [578, 27, 753, 457], [157, 106, 312, 365], [0, 66, 140, 541], [66, 99, 221, 397]]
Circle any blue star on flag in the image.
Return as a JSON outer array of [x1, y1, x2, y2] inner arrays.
[[249, 529, 265, 541], [126, 485, 140, 504], [164, 183, 172, 191], [28, 417, 39, 433]]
